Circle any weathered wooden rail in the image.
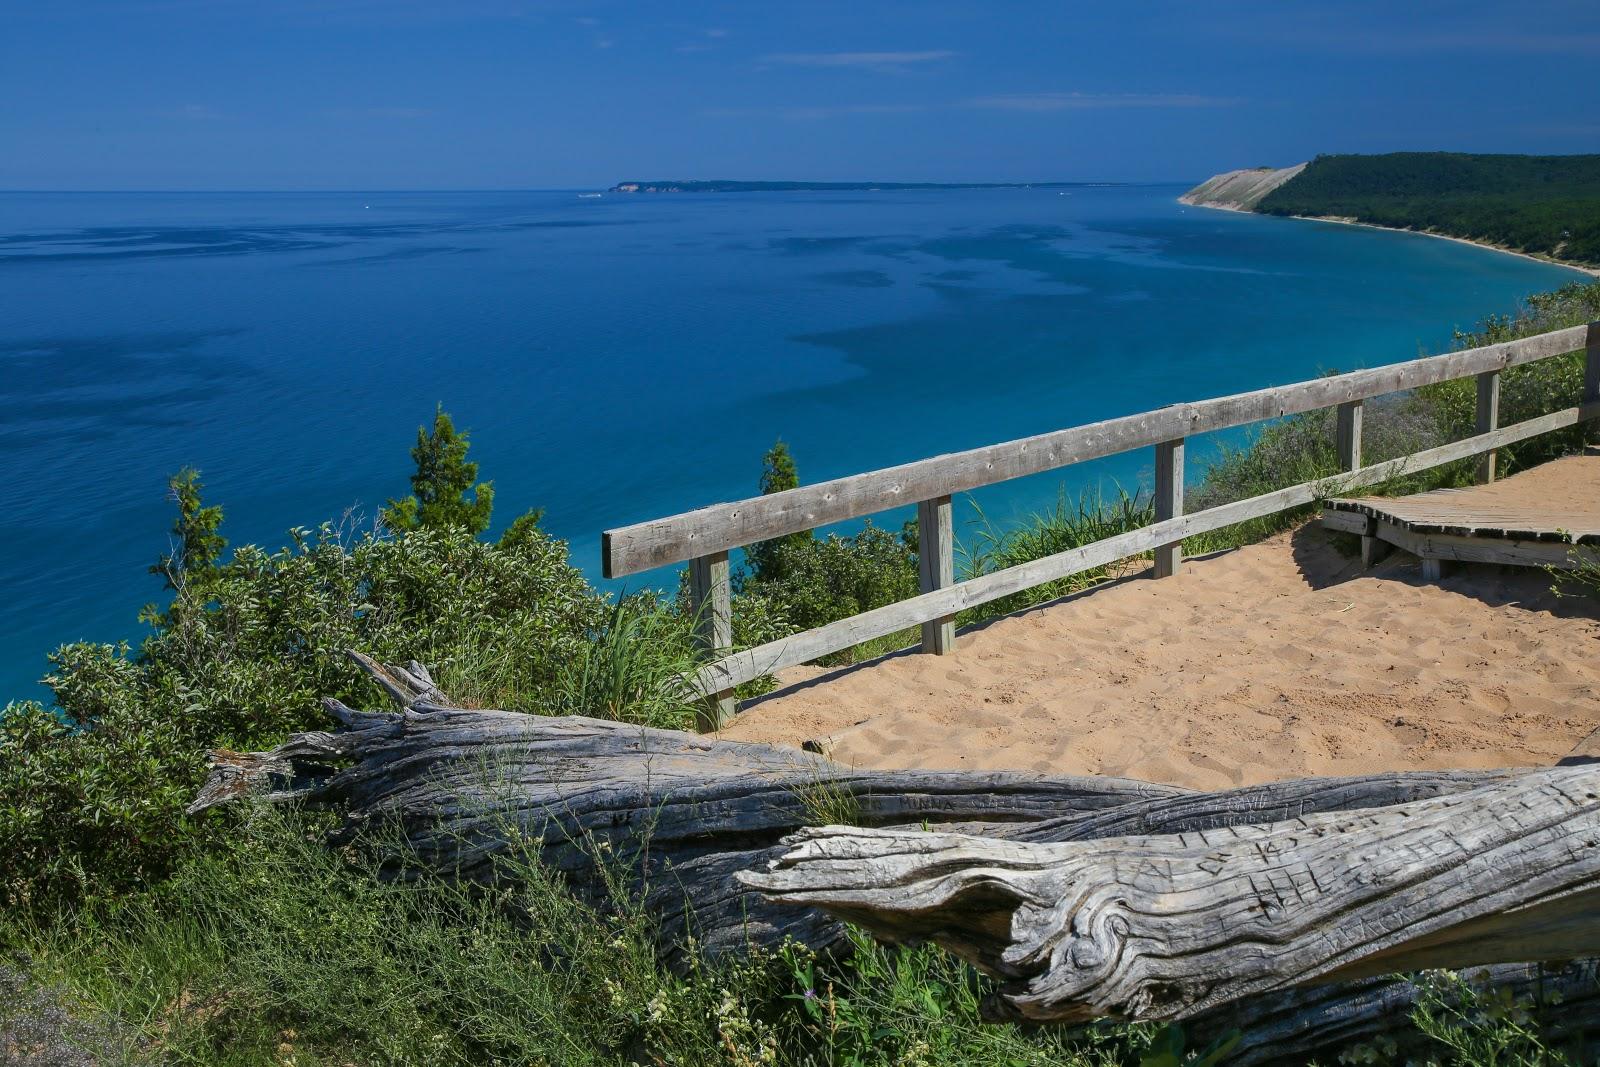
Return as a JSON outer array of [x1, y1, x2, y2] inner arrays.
[[604, 322, 1600, 728]]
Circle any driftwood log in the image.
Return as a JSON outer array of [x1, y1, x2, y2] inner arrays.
[[741, 763, 1600, 1020], [191, 656, 1600, 1061]]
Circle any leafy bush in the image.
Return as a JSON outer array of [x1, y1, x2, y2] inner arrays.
[[1, 410, 610, 916], [1, 518, 605, 913], [1416, 281, 1600, 474], [737, 522, 918, 640], [1409, 969, 1580, 1067]]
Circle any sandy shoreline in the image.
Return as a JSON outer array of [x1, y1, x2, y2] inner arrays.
[[1181, 198, 1598, 277], [722, 504, 1600, 791]]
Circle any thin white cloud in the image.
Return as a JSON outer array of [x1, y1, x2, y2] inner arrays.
[[678, 27, 729, 53], [762, 50, 956, 72], [325, 106, 438, 120], [966, 92, 1240, 111], [174, 103, 221, 120], [703, 103, 925, 121]]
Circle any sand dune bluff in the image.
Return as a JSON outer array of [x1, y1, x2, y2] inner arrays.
[[1181, 163, 1307, 210]]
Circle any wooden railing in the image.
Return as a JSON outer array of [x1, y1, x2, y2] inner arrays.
[[604, 322, 1600, 729]]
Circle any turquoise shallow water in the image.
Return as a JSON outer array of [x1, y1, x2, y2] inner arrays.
[[0, 185, 1584, 703]]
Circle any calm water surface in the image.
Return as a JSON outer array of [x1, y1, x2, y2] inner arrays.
[[0, 186, 1584, 702]]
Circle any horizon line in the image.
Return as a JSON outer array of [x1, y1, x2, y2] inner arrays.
[[0, 179, 1197, 195]]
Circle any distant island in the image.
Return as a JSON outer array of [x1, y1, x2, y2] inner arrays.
[[1183, 152, 1600, 268], [609, 179, 1116, 193]]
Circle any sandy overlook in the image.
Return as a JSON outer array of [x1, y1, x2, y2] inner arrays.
[[723, 507, 1600, 791]]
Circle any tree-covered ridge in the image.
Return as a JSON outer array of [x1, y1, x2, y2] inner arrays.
[[1256, 152, 1600, 266]]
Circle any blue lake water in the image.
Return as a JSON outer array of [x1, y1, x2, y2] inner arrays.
[[0, 186, 1584, 703]]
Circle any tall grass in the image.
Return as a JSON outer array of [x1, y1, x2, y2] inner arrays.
[[551, 595, 705, 730], [8, 800, 1586, 1066], [0, 802, 1150, 1067], [959, 488, 1154, 619]]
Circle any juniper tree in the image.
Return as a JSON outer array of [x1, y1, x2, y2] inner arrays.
[[150, 467, 226, 590], [745, 439, 810, 583], [383, 407, 495, 536]]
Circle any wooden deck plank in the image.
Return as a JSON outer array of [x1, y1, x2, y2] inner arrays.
[[1325, 454, 1600, 546]]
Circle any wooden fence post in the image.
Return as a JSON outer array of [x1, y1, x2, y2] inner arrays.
[[1475, 370, 1501, 484], [1153, 438, 1184, 578], [917, 495, 955, 654], [1587, 322, 1600, 443], [1336, 399, 1363, 471], [1337, 399, 1376, 566], [688, 550, 735, 731]]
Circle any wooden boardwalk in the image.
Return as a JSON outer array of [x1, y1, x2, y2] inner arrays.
[[1323, 452, 1600, 579]]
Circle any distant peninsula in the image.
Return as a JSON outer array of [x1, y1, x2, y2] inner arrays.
[[608, 179, 1114, 193], [1183, 152, 1600, 269]]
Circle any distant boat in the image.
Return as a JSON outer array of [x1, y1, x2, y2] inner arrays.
[[577, 193, 603, 199]]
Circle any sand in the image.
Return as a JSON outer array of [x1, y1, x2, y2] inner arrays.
[[720, 522, 1600, 791], [1178, 163, 1307, 211]]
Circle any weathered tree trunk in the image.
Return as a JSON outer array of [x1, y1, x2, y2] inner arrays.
[[1185, 959, 1600, 1067], [741, 764, 1600, 1022], [190, 657, 1600, 1054], [191, 661, 1188, 961]]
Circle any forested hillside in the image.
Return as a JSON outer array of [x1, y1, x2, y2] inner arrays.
[[1256, 152, 1600, 266]]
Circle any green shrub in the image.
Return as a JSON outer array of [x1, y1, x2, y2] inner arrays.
[[1417, 281, 1600, 474], [737, 522, 918, 640], [2, 508, 604, 914], [721, 439, 921, 671], [1408, 969, 1580, 1066]]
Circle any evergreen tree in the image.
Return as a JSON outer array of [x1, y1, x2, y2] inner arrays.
[[151, 467, 226, 590], [497, 507, 547, 549], [758, 438, 799, 496], [383, 407, 495, 536], [745, 439, 810, 583]]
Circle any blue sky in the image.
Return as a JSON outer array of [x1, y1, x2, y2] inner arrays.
[[3, 0, 1598, 189]]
